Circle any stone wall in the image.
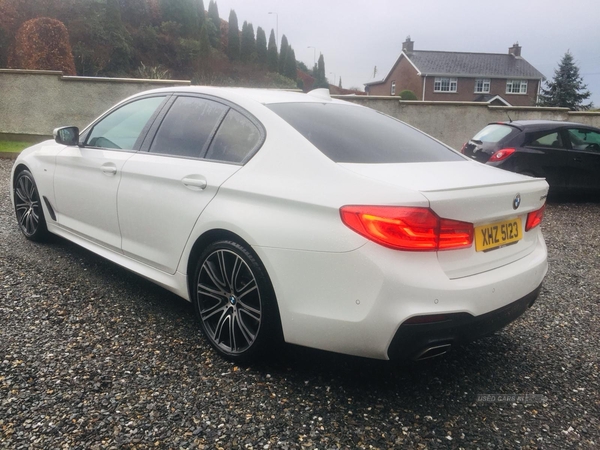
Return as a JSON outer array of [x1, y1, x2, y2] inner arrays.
[[1, 70, 599, 151], [0, 69, 190, 138]]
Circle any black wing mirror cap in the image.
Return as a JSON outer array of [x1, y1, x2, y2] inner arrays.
[[53, 126, 80, 146]]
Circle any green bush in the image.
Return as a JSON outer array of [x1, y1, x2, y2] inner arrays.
[[398, 89, 417, 100]]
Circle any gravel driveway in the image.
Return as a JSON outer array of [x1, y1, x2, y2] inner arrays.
[[1, 158, 598, 449]]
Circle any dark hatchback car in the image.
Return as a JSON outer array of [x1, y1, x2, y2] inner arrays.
[[461, 120, 600, 194]]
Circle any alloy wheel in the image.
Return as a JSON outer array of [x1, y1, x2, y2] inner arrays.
[[15, 172, 42, 237], [196, 249, 262, 355]]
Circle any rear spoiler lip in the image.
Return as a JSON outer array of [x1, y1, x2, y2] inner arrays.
[[489, 121, 524, 131]]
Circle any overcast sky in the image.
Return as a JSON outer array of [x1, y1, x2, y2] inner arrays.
[[210, 0, 600, 106]]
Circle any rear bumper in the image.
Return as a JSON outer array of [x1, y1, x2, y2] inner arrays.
[[387, 283, 542, 360]]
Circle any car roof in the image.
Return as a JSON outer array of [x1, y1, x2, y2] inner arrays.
[[489, 119, 599, 132], [130, 86, 348, 106]]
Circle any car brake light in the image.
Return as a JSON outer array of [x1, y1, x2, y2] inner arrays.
[[460, 142, 467, 154], [526, 204, 546, 231], [489, 148, 516, 162], [340, 206, 473, 251]]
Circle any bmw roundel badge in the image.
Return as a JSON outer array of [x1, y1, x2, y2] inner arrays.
[[513, 193, 521, 210]]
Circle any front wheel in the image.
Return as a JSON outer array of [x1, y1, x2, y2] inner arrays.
[[193, 240, 282, 362], [14, 169, 49, 242]]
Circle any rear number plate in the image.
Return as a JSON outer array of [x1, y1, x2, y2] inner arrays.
[[475, 218, 522, 252]]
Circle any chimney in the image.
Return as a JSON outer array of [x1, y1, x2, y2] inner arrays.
[[402, 36, 414, 54], [509, 42, 521, 57]]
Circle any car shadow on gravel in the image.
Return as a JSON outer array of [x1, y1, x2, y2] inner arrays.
[[35, 233, 545, 402]]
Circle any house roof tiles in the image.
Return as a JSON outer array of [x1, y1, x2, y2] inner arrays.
[[365, 49, 545, 86], [408, 50, 545, 79]]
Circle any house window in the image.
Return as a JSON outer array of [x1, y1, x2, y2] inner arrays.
[[434, 77, 457, 93], [506, 80, 528, 94], [391, 81, 396, 96], [474, 78, 491, 93]]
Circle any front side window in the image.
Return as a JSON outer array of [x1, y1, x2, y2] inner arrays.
[[86, 96, 166, 150], [391, 81, 396, 96], [567, 128, 600, 152], [150, 96, 227, 158], [267, 102, 464, 164], [434, 77, 457, 92], [474, 78, 491, 93], [205, 110, 262, 163], [506, 79, 527, 94]]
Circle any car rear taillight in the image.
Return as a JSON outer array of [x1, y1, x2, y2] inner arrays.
[[489, 148, 516, 162], [460, 142, 467, 154], [340, 206, 473, 251], [526, 204, 546, 231]]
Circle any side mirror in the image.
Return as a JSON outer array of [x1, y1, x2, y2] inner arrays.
[[53, 126, 80, 146]]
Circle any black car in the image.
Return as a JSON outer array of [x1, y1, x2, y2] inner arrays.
[[461, 120, 600, 194]]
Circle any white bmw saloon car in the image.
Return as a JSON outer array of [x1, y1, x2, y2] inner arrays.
[[11, 87, 549, 362]]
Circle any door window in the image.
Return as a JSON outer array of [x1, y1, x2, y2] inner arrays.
[[567, 129, 600, 153], [205, 109, 261, 163], [150, 96, 227, 158], [86, 96, 166, 150], [527, 131, 565, 148]]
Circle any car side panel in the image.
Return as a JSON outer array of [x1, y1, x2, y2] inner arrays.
[[117, 153, 241, 274]]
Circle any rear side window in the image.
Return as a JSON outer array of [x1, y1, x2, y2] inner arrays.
[[205, 109, 261, 163], [150, 96, 227, 158], [267, 103, 463, 163], [472, 124, 514, 143], [526, 131, 565, 148]]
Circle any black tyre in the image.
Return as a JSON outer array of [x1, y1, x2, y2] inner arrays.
[[193, 240, 282, 362], [14, 169, 49, 242]]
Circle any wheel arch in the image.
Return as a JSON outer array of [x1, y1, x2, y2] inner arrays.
[[185, 228, 285, 352], [186, 228, 264, 299], [12, 163, 30, 187]]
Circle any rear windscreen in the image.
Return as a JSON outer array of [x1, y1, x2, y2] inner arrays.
[[267, 102, 464, 163], [472, 124, 515, 143]]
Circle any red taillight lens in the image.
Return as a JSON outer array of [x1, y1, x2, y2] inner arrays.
[[460, 142, 467, 154], [489, 148, 516, 162], [340, 206, 473, 251], [526, 204, 546, 231]]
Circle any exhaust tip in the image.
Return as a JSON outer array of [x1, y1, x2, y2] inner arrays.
[[414, 343, 452, 361]]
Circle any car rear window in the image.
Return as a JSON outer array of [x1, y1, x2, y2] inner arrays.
[[472, 124, 515, 143], [267, 103, 463, 163]]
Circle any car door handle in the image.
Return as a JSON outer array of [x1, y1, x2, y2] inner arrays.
[[182, 176, 207, 190], [101, 163, 117, 175]]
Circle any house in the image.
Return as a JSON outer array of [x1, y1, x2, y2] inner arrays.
[[364, 38, 545, 106]]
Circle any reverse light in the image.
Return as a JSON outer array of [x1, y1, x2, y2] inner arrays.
[[526, 204, 546, 231], [489, 148, 516, 162], [340, 206, 473, 251]]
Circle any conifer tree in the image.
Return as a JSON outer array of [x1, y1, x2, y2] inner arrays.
[[284, 45, 296, 80], [240, 20, 255, 62], [196, 0, 205, 29], [227, 9, 240, 61], [538, 51, 593, 110], [208, 0, 220, 25], [206, 0, 220, 48], [313, 53, 329, 89], [256, 26, 267, 66], [338, 77, 342, 88], [267, 29, 278, 72], [199, 22, 210, 58], [278, 34, 288, 74]]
